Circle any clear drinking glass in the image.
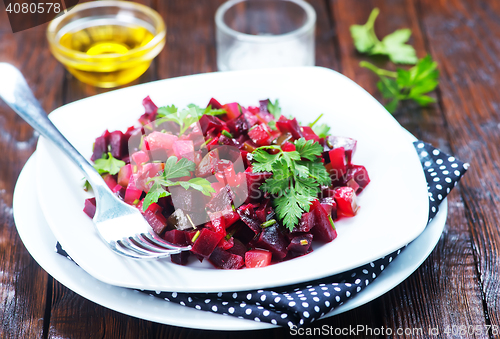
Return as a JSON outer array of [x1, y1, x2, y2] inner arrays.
[[215, 0, 316, 71]]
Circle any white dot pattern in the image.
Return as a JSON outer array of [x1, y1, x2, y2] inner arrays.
[[55, 141, 467, 328]]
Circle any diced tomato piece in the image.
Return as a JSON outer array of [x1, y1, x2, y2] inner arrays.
[[329, 147, 347, 177], [334, 186, 359, 217], [245, 249, 272, 268], [223, 102, 240, 120]]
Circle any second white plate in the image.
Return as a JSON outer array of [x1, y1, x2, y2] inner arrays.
[[35, 67, 429, 292], [16, 153, 446, 330]]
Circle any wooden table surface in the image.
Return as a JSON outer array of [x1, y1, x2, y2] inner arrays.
[[1, 0, 498, 338]]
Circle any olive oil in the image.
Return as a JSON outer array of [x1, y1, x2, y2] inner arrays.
[[57, 19, 156, 87]]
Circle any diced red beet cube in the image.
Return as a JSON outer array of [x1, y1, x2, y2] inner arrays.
[[226, 114, 250, 137], [245, 249, 272, 268], [171, 251, 190, 265], [223, 102, 240, 120], [144, 203, 168, 235], [248, 124, 272, 146], [226, 238, 247, 257], [301, 126, 320, 142], [173, 140, 195, 162], [131, 151, 149, 166], [209, 247, 245, 269], [329, 147, 347, 177], [139, 96, 158, 124], [246, 171, 272, 202], [191, 228, 224, 259], [259, 99, 270, 112], [291, 211, 315, 233], [310, 200, 337, 243], [207, 97, 223, 110], [252, 224, 289, 260], [276, 116, 303, 139], [102, 174, 117, 190], [334, 186, 359, 217], [218, 236, 234, 250], [169, 187, 210, 212], [207, 185, 235, 212], [199, 115, 227, 135], [108, 130, 128, 160], [117, 164, 133, 187], [163, 229, 188, 246], [91, 130, 110, 161], [124, 178, 142, 204], [221, 208, 240, 227], [237, 204, 262, 234], [144, 131, 178, 151], [320, 197, 338, 220], [345, 164, 370, 193], [228, 221, 256, 245], [323, 136, 357, 164], [287, 233, 313, 254], [83, 198, 96, 218], [133, 162, 164, 192], [281, 141, 296, 152]]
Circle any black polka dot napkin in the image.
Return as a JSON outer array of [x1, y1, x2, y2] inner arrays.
[[56, 141, 468, 328]]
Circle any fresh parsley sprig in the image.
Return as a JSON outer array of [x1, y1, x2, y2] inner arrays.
[[252, 138, 330, 231], [360, 55, 439, 113], [93, 152, 126, 175], [267, 99, 282, 119], [350, 8, 417, 64], [142, 156, 215, 211], [309, 113, 331, 138]]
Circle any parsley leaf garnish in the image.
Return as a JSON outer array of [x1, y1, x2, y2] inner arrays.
[[350, 8, 417, 64], [142, 156, 215, 211], [308, 113, 330, 138], [360, 55, 439, 113], [267, 99, 282, 119], [252, 138, 330, 231], [93, 152, 125, 175]]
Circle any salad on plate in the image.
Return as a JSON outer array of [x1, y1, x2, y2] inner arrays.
[[83, 96, 370, 269]]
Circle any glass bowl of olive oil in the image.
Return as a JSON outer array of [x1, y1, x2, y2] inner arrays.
[[47, 1, 165, 88]]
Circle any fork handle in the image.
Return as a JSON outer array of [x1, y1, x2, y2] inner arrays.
[[0, 63, 107, 191]]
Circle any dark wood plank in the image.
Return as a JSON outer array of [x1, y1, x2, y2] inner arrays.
[[0, 2, 65, 338], [417, 0, 500, 332], [329, 0, 487, 338]]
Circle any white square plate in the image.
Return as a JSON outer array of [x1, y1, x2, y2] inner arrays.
[[35, 67, 429, 292]]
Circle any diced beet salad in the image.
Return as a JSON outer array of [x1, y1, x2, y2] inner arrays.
[[83, 96, 370, 269]]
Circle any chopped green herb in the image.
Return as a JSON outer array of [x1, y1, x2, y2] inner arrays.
[[360, 55, 439, 113], [93, 152, 125, 175], [221, 130, 233, 138], [350, 8, 417, 64], [252, 138, 330, 231], [142, 156, 215, 211], [261, 219, 277, 228], [267, 99, 282, 119]]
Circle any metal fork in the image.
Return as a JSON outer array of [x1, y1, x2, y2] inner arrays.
[[0, 63, 191, 260]]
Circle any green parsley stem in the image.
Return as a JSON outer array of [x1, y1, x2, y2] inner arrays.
[[359, 61, 397, 78], [309, 113, 324, 128], [221, 130, 233, 138], [261, 219, 277, 228]]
